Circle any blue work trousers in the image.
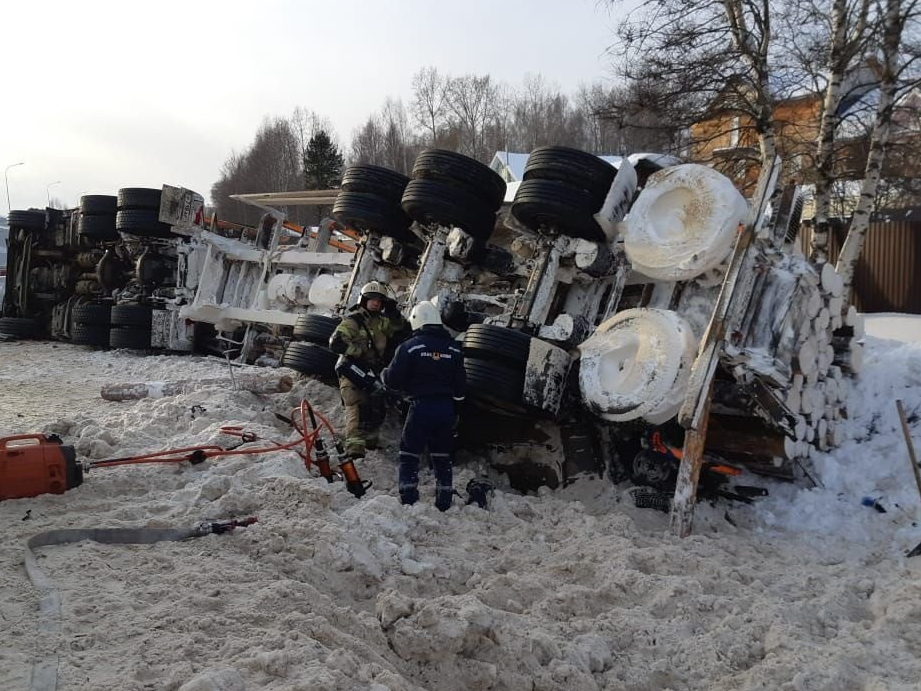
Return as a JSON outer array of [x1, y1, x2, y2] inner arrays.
[[398, 398, 455, 510]]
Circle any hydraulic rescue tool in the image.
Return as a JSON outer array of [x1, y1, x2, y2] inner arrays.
[[0, 399, 371, 501], [0, 434, 83, 500]]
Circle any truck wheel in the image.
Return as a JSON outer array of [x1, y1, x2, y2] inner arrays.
[[111, 304, 152, 329], [281, 342, 337, 385], [293, 314, 341, 345], [72, 303, 112, 327], [623, 163, 748, 281], [78, 214, 118, 239], [464, 358, 525, 413], [411, 149, 507, 210], [71, 324, 110, 347], [115, 210, 172, 237], [332, 191, 414, 241], [401, 179, 496, 241], [0, 316, 36, 338], [462, 324, 531, 367], [7, 210, 46, 231], [341, 165, 410, 203], [578, 308, 697, 424], [522, 146, 617, 202], [109, 327, 151, 350], [511, 179, 605, 241], [80, 195, 118, 215], [117, 188, 162, 210]]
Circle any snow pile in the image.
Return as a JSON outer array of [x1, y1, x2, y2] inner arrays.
[[2, 327, 921, 690]]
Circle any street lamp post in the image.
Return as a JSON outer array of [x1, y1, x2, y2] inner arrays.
[[46, 180, 61, 207], [5, 161, 25, 213]]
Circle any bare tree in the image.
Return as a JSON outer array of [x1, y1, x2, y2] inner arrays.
[[445, 74, 501, 161], [411, 66, 450, 146]]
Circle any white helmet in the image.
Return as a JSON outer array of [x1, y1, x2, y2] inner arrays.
[[409, 301, 442, 331], [359, 281, 391, 300]]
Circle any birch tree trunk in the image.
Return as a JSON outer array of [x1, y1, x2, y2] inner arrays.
[[810, 0, 871, 262], [835, 0, 905, 300]]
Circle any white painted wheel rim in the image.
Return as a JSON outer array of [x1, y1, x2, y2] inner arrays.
[[623, 164, 748, 280], [578, 308, 698, 423]]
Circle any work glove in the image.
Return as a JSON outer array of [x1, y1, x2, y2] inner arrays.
[[383, 299, 402, 319]]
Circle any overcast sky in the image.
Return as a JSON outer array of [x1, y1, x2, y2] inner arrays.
[[1, 0, 623, 210]]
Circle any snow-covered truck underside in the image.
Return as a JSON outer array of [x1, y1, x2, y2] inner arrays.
[[0, 147, 864, 500]]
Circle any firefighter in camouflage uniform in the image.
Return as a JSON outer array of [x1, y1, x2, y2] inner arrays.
[[329, 281, 409, 458]]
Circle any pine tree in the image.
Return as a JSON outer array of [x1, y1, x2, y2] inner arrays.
[[303, 130, 344, 189]]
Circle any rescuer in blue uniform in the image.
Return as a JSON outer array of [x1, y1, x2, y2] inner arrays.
[[383, 301, 466, 511]]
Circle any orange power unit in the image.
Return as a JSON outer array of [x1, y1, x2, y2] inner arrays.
[[0, 434, 84, 501]]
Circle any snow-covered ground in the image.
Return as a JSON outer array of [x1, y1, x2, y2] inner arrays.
[[2, 316, 921, 691]]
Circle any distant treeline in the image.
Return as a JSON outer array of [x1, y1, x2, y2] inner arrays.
[[210, 68, 680, 226]]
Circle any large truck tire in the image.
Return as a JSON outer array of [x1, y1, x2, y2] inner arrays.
[[117, 188, 162, 210], [78, 214, 118, 239], [401, 178, 496, 241], [0, 317, 37, 338], [7, 210, 46, 231], [462, 324, 531, 368], [332, 191, 414, 242], [281, 342, 337, 385], [411, 149, 507, 210], [80, 195, 118, 215], [72, 303, 112, 327], [293, 314, 341, 345], [523, 146, 617, 202], [71, 324, 110, 347], [341, 165, 410, 203], [115, 210, 172, 238], [111, 304, 152, 329], [511, 178, 605, 241], [109, 327, 151, 350]]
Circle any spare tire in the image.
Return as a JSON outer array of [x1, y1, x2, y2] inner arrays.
[[623, 164, 748, 281], [80, 195, 118, 215], [281, 342, 337, 384], [523, 146, 617, 202], [578, 308, 698, 424], [511, 179, 605, 241], [117, 188, 162, 210], [411, 149, 506, 210], [341, 165, 410, 203], [7, 210, 46, 231], [401, 178, 496, 241], [293, 314, 341, 345], [462, 324, 531, 367]]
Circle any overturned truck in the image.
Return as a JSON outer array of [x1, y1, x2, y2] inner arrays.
[[0, 147, 862, 519], [275, 148, 861, 506]]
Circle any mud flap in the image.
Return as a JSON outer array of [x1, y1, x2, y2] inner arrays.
[[523, 338, 572, 416]]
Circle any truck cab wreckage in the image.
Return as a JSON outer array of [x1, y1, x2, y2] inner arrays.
[[1, 147, 864, 533]]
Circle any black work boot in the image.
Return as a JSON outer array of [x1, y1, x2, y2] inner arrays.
[[435, 488, 453, 512]]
